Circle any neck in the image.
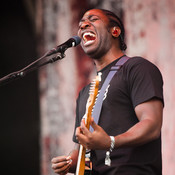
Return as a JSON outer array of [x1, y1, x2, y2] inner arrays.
[[93, 49, 124, 71]]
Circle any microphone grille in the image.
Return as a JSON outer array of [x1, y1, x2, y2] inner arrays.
[[72, 36, 81, 46]]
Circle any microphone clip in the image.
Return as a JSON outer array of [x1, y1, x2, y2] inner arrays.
[[49, 52, 65, 63]]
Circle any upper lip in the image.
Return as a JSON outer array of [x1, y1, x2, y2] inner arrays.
[[80, 30, 96, 41]]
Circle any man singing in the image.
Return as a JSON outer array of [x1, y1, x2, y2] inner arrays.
[[51, 9, 164, 175]]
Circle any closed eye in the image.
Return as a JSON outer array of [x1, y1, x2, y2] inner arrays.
[[78, 15, 100, 29], [89, 15, 100, 22]]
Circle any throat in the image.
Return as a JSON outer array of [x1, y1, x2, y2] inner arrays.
[[94, 60, 111, 71], [94, 53, 124, 71]]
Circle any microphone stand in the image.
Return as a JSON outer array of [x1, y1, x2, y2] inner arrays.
[[0, 49, 66, 86]]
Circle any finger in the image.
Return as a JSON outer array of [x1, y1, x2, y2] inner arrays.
[[61, 160, 72, 174], [51, 155, 67, 163], [76, 128, 88, 146], [52, 158, 71, 171], [75, 126, 82, 137], [53, 161, 71, 174], [76, 131, 88, 144], [81, 118, 86, 126], [90, 117, 98, 131], [51, 156, 71, 169], [80, 119, 91, 136], [75, 127, 84, 143]]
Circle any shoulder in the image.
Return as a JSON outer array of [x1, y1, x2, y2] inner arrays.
[[124, 57, 164, 107], [126, 56, 157, 68], [120, 56, 164, 93], [123, 56, 162, 77]]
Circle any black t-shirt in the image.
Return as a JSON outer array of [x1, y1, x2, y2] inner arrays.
[[73, 56, 164, 175]]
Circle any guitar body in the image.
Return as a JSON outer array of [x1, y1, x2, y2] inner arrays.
[[75, 76, 100, 175]]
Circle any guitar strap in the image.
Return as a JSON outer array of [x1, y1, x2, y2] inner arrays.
[[89, 56, 130, 132]]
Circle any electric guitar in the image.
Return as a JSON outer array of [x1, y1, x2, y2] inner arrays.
[[75, 75, 100, 175]]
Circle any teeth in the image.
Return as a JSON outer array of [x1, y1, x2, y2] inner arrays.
[[83, 32, 95, 38], [83, 32, 96, 41]]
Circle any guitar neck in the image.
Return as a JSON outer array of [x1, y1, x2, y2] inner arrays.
[[75, 75, 100, 175], [75, 145, 86, 175]]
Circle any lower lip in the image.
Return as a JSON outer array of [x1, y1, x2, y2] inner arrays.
[[83, 39, 96, 47]]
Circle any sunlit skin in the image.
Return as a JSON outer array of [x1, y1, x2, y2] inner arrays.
[[51, 9, 163, 174]]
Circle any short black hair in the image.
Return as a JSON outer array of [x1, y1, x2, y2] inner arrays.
[[100, 9, 127, 51]]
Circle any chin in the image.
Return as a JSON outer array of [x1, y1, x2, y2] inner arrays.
[[83, 47, 97, 56], [87, 48, 108, 60], [87, 51, 103, 60]]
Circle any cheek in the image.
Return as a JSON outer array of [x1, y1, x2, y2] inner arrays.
[[99, 32, 111, 48], [77, 30, 81, 37]]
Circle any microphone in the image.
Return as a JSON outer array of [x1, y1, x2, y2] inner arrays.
[[46, 36, 81, 56]]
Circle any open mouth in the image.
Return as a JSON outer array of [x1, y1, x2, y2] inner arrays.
[[82, 32, 96, 46]]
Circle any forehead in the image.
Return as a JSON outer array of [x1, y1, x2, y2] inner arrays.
[[80, 9, 109, 23]]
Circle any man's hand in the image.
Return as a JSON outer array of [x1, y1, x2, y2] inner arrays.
[[75, 117, 111, 150], [51, 155, 72, 175], [51, 145, 79, 174]]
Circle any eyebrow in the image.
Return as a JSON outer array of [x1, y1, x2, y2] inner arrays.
[[80, 15, 100, 23]]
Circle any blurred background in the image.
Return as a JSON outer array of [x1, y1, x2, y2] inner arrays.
[[0, 0, 174, 175]]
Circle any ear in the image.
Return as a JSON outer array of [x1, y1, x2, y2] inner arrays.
[[111, 26, 121, 38]]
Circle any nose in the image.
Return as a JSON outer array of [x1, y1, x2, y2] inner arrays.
[[80, 21, 91, 30]]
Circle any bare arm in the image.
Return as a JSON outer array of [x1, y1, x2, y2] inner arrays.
[[115, 98, 163, 148], [76, 98, 163, 150]]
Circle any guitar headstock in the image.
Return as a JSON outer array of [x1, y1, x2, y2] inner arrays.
[[89, 75, 100, 95]]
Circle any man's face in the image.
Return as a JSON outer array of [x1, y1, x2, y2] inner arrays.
[[78, 9, 112, 59]]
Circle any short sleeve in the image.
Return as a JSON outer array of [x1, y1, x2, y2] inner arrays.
[[127, 57, 164, 108]]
